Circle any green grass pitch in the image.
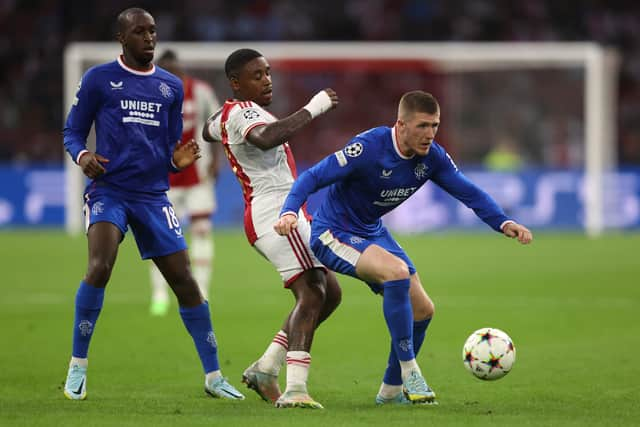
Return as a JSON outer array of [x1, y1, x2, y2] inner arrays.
[[1, 229, 638, 426]]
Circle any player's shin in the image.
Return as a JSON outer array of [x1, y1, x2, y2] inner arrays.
[[190, 233, 213, 299], [382, 279, 420, 379], [285, 351, 311, 393], [149, 264, 169, 315], [71, 281, 105, 359], [258, 330, 288, 375], [383, 317, 432, 386], [179, 302, 220, 374]]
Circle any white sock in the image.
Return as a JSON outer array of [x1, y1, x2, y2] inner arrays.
[[70, 357, 88, 368], [399, 359, 421, 381], [150, 264, 169, 303], [205, 370, 222, 384], [285, 351, 311, 393], [378, 383, 403, 399], [256, 330, 288, 376], [191, 233, 213, 299]]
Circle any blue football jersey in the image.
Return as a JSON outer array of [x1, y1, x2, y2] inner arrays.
[[63, 56, 184, 198], [281, 126, 511, 235]]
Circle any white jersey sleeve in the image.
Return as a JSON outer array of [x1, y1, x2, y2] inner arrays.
[[226, 102, 270, 143], [205, 108, 223, 143]]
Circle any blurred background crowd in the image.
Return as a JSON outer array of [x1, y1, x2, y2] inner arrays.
[[1, 0, 639, 166]]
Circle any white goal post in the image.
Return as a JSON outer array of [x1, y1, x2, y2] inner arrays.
[[64, 42, 618, 236]]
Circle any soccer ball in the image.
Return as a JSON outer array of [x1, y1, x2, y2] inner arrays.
[[462, 327, 516, 380]]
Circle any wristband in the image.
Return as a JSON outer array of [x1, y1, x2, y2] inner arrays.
[[303, 91, 332, 119], [76, 150, 89, 165]]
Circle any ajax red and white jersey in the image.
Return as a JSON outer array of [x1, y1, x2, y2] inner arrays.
[[207, 100, 300, 244], [170, 77, 219, 187]]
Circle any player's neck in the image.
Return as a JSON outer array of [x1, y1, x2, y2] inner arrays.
[[120, 53, 153, 72], [393, 126, 415, 158]]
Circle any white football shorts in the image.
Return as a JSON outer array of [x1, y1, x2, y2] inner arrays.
[[253, 214, 326, 286], [167, 180, 216, 219]]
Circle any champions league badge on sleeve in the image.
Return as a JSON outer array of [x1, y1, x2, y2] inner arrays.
[[344, 142, 363, 157]]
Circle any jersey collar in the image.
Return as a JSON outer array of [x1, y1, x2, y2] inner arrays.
[[117, 55, 156, 76], [391, 125, 414, 160]]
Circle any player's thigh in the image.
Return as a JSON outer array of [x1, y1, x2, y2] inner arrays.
[[356, 244, 410, 284], [311, 225, 413, 286], [166, 187, 188, 219], [254, 217, 325, 287], [126, 200, 188, 260], [185, 182, 215, 219], [409, 273, 435, 320]]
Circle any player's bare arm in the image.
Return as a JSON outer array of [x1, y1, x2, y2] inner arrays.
[[172, 138, 201, 169], [246, 89, 339, 150], [502, 222, 533, 244], [273, 212, 298, 236], [78, 151, 109, 179], [208, 142, 222, 179]]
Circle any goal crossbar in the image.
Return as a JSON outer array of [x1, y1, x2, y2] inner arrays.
[[64, 42, 618, 235]]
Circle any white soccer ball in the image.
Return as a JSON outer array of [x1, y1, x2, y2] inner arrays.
[[462, 327, 516, 380]]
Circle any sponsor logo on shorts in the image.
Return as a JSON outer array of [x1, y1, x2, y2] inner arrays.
[[349, 236, 364, 244], [91, 201, 104, 216]]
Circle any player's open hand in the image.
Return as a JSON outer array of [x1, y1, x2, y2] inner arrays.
[[172, 139, 201, 170], [78, 151, 109, 179], [502, 222, 533, 244], [274, 213, 298, 236]]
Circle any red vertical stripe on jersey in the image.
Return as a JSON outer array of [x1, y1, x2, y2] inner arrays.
[[220, 100, 258, 244], [169, 76, 200, 187]]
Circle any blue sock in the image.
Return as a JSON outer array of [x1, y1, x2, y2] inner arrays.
[[383, 317, 432, 385], [179, 302, 220, 374], [382, 278, 414, 369], [72, 281, 105, 358]]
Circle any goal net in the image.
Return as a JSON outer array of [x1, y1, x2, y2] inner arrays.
[[64, 42, 618, 235]]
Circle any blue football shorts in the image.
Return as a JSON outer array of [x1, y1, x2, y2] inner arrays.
[[310, 220, 416, 294], [83, 188, 187, 259]]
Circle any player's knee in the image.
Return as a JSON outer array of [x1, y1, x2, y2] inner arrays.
[[190, 218, 211, 237], [86, 259, 114, 287], [413, 297, 435, 321], [383, 260, 410, 282]]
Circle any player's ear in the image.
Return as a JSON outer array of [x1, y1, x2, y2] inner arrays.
[[229, 76, 240, 91]]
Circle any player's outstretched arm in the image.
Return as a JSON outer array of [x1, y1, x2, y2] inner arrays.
[[246, 88, 338, 150], [274, 212, 298, 236], [78, 151, 109, 179], [502, 222, 533, 244], [172, 139, 201, 170]]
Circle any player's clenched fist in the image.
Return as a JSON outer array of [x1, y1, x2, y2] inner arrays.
[[78, 151, 109, 179], [502, 222, 533, 244], [303, 88, 339, 118], [274, 213, 298, 236], [172, 138, 201, 170]]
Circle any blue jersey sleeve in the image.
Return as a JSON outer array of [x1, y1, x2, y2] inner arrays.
[[280, 138, 371, 216], [63, 69, 101, 163], [431, 148, 510, 232]]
